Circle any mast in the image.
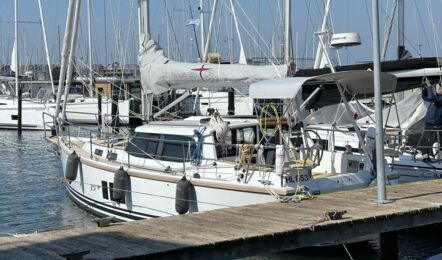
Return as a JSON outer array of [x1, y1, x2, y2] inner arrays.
[[87, 0, 94, 97], [14, 0, 21, 136], [37, 0, 55, 95], [397, 0, 405, 59], [284, 0, 291, 64], [313, 0, 332, 69], [188, 4, 201, 59], [61, 0, 81, 122], [230, 0, 246, 64], [138, 0, 150, 49], [199, 0, 205, 59], [381, 0, 397, 61], [54, 0, 77, 124], [372, 0, 387, 202], [203, 0, 218, 62], [14, 0, 18, 97], [138, 0, 151, 121]]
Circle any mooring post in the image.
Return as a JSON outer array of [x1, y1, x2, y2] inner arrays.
[[97, 88, 103, 133], [380, 231, 398, 260], [111, 82, 120, 133], [228, 87, 235, 115], [17, 84, 22, 137]]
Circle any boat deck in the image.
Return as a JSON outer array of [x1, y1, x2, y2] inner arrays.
[[1, 179, 442, 259]]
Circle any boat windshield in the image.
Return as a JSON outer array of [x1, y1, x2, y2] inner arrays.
[[126, 132, 196, 162]]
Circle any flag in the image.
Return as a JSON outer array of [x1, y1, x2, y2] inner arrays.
[[185, 19, 200, 26]]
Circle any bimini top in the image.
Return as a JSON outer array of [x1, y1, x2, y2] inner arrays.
[[249, 70, 397, 104]]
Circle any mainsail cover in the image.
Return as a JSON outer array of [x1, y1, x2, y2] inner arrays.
[[138, 40, 288, 95]]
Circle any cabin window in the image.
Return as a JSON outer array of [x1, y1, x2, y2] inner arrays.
[[126, 133, 195, 162], [126, 133, 160, 158], [216, 127, 257, 158], [106, 152, 118, 161], [159, 135, 196, 162], [94, 149, 103, 156]]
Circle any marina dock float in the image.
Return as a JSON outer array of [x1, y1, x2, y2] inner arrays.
[[1, 179, 442, 259]]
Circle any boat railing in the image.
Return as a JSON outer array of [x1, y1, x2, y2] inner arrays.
[[42, 112, 321, 172], [62, 110, 143, 122], [119, 134, 321, 171], [303, 125, 404, 151]]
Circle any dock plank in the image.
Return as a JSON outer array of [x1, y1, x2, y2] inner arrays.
[[0, 179, 442, 259]]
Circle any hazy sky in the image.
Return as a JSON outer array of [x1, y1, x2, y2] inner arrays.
[[0, 0, 441, 69]]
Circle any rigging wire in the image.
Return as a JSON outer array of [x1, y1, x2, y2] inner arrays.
[[230, 1, 283, 68], [162, 0, 183, 61], [364, 0, 372, 39], [424, 0, 441, 61], [413, 0, 432, 58], [302, 0, 315, 69]]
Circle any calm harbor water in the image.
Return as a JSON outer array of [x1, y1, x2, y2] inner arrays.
[[0, 130, 441, 259], [0, 130, 95, 235]]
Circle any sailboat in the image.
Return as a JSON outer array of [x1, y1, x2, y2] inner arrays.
[[54, 70, 403, 221], [49, 0, 410, 221], [0, 0, 135, 130]]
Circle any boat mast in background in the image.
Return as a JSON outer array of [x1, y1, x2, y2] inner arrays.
[[230, 0, 247, 65], [397, 0, 405, 60], [54, 0, 77, 127], [202, 0, 218, 62], [284, 0, 291, 65], [87, 0, 94, 97], [13, 0, 19, 97], [313, 0, 332, 69], [14, 0, 22, 136], [381, 0, 397, 61], [60, 0, 81, 123], [199, 0, 205, 59], [37, 0, 55, 95]]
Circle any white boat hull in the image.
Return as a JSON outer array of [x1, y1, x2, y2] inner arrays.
[[59, 139, 374, 221], [59, 98, 132, 125], [0, 98, 53, 130], [0, 97, 132, 130]]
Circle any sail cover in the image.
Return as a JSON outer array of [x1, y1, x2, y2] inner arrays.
[[138, 40, 288, 95]]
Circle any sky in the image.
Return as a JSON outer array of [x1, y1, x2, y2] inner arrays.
[[0, 0, 441, 70]]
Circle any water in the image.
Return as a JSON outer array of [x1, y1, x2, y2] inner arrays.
[[0, 130, 441, 259], [0, 130, 95, 236]]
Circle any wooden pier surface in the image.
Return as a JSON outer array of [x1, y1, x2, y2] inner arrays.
[[1, 179, 442, 259]]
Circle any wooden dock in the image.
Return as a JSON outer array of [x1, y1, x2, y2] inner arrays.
[[1, 179, 442, 259]]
